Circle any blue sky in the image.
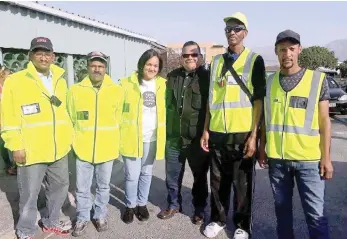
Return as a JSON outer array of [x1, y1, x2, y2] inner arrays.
[[45, 1, 347, 48]]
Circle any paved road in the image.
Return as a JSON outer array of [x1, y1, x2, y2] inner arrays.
[[2, 119, 347, 239]]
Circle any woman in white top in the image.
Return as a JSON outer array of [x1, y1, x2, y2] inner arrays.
[[119, 49, 166, 224]]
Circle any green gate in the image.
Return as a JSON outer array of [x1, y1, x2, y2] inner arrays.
[[1, 48, 111, 83]]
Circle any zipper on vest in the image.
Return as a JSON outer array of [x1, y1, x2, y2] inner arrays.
[[50, 103, 57, 161], [51, 81, 59, 161], [92, 89, 99, 163], [223, 100, 227, 133], [222, 77, 227, 133], [281, 93, 288, 159], [137, 93, 141, 157]]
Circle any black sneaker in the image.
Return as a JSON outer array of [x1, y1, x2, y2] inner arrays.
[[137, 205, 150, 221], [94, 218, 108, 232], [122, 207, 135, 224], [72, 221, 88, 237]]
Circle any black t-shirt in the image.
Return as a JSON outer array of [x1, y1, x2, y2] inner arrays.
[[209, 50, 266, 145]]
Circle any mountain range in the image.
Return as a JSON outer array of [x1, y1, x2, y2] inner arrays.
[[252, 39, 347, 66]]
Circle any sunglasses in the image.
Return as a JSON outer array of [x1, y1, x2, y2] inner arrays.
[[224, 26, 246, 34], [182, 53, 199, 58]]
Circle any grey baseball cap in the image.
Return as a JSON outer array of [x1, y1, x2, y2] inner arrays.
[[275, 29, 301, 46], [87, 51, 108, 63]]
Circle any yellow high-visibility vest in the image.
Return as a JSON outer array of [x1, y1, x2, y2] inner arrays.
[[1, 62, 73, 166], [119, 72, 166, 160], [67, 75, 124, 164], [209, 48, 258, 133], [264, 69, 325, 160]]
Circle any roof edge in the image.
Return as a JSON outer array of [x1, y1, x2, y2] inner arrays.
[[9, 1, 157, 43]]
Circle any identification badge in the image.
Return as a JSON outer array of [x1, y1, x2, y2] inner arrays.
[[21, 103, 40, 115], [50, 95, 62, 107], [227, 75, 237, 85], [77, 111, 89, 120], [123, 103, 130, 113]]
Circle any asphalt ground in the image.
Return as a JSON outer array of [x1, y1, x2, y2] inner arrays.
[[1, 117, 346, 239]]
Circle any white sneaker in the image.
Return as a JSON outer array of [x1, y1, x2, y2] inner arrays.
[[203, 222, 226, 238], [233, 228, 249, 239]]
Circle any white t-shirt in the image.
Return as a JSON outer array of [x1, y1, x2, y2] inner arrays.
[[140, 78, 157, 142]]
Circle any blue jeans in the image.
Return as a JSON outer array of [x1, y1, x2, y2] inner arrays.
[[268, 159, 330, 239], [123, 141, 156, 208], [75, 159, 114, 222]]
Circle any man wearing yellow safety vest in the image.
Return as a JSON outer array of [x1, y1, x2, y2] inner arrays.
[[67, 51, 124, 237], [200, 12, 266, 239], [258, 30, 333, 239], [1, 37, 73, 239]]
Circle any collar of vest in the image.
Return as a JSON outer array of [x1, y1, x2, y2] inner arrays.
[[223, 47, 251, 60], [26, 61, 65, 83], [79, 74, 114, 88]]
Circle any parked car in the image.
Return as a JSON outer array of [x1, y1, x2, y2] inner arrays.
[[327, 76, 347, 115]]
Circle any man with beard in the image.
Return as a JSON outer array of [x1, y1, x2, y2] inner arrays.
[[258, 30, 332, 239], [157, 41, 210, 225], [200, 13, 266, 238]]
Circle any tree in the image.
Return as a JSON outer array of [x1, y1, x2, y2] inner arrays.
[[299, 46, 338, 70], [163, 49, 181, 77], [337, 60, 347, 78]]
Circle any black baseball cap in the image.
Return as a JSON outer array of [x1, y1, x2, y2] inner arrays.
[[275, 29, 301, 46], [87, 51, 108, 63], [30, 37, 53, 51]]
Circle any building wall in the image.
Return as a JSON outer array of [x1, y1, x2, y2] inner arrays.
[[0, 2, 151, 83], [0, 2, 157, 172], [205, 46, 226, 63]]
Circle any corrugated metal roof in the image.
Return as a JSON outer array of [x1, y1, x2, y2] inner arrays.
[[151, 42, 168, 51], [8, 1, 157, 43]]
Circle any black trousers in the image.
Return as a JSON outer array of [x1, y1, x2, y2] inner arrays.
[[209, 143, 255, 233], [165, 138, 210, 214]]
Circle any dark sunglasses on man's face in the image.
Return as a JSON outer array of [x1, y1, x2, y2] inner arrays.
[[182, 53, 199, 58], [224, 26, 246, 34]]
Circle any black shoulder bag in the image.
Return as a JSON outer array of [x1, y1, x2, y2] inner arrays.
[[220, 53, 254, 105]]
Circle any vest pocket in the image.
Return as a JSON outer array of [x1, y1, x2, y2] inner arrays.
[[77, 111, 89, 120], [181, 117, 199, 140], [188, 117, 199, 139], [191, 92, 202, 110]]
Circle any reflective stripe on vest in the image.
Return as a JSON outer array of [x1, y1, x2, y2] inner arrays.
[[208, 52, 256, 110], [81, 125, 119, 131], [265, 71, 321, 137], [22, 120, 68, 129]]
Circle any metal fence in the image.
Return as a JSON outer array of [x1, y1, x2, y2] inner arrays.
[[2, 48, 66, 73], [1, 48, 113, 84]]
